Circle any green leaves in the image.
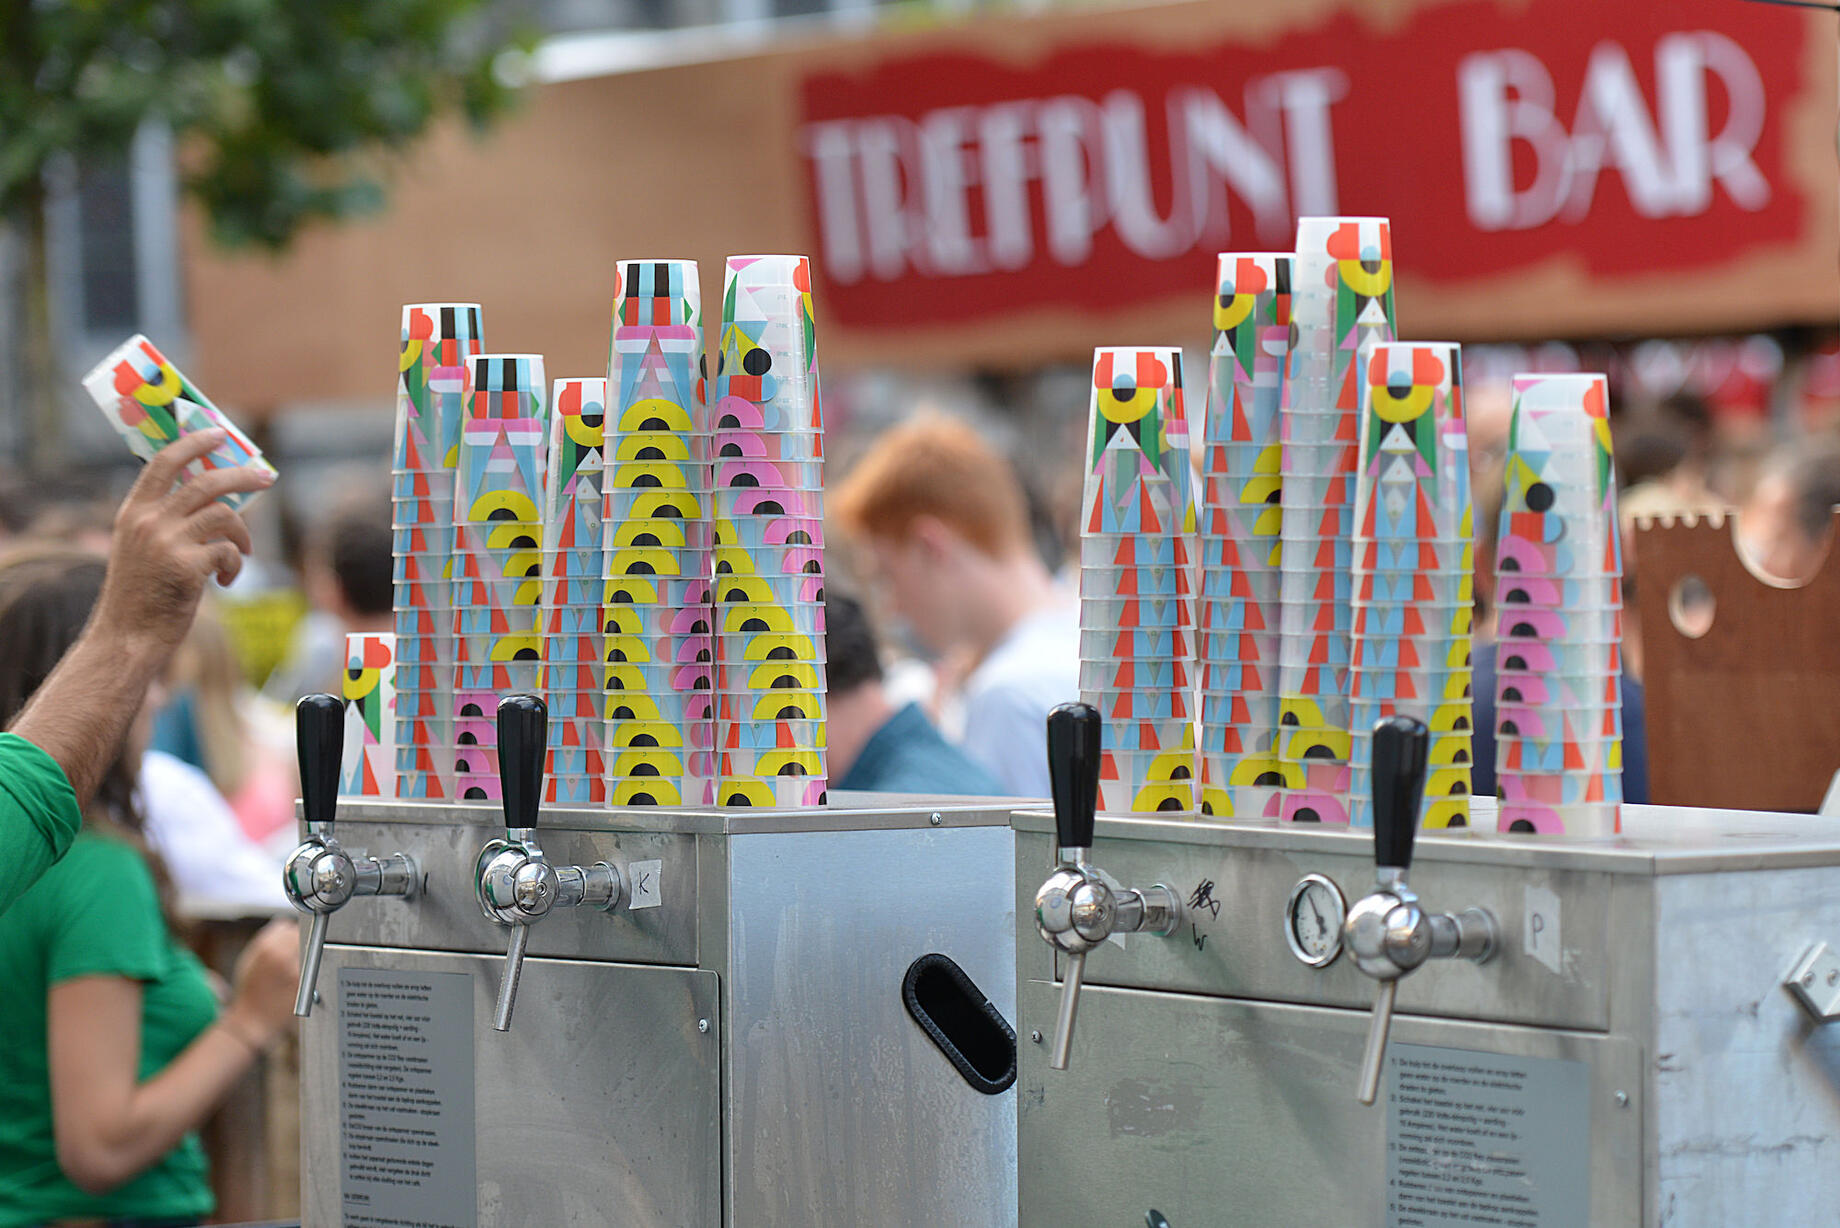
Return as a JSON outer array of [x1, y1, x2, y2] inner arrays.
[[2, 0, 534, 248]]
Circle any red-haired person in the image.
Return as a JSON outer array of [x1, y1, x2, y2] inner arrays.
[[833, 415, 1076, 797]]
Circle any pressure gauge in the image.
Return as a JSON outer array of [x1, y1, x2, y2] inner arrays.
[[1284, 873, 1347, 968]]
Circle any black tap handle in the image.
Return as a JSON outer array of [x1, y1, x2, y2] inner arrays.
[[498, 694, 547, 832], [1372, 715, 1430, 872], [1047, 701, 1101, 851], [297, 693, 345, 829]]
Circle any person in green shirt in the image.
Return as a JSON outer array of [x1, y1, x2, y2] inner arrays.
[[0, 549, 300, 1228], [1, 430, 273, 913], [0, 731, 82, 914]]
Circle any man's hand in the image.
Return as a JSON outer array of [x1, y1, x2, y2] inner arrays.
[[94, 429, 275, 656], [10, 432, 275, 809]]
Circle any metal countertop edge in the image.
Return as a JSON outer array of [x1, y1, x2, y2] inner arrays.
[[299, 794, 1025, 834], [1009, 803, 1840, 876]]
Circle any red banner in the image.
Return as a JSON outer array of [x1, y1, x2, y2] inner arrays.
[[799, 0, 1809, 330]]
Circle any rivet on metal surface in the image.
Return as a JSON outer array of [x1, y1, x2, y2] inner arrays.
[[929, 811, 943, 826], [698, 1018, 710, 1034], [1615, 1090, 1630, 1107], [1785, 942, 1840, 1022], [1030, 1030, 1043, 1044]]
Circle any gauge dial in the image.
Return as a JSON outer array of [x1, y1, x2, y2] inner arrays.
[[1284, 874, 1347, 968]]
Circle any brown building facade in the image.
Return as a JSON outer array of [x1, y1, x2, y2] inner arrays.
[[184, 0, 1839, 415]]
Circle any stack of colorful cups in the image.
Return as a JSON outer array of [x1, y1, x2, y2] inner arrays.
[[1198, 253, 1292, 819], [1348, 341, 1475, 830], [603, 259, 715, 808], [1492, 373, 1624, 836], [710, 255, 828, 809], [1277, 216, 1396, 825], [339, 633, 397, 799], [392, 303, 482, 799], [1079, 346, 1197, 815], [452, 354, 548, 801], [542, 376, 609, 805]]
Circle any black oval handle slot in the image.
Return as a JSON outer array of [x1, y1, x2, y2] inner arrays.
[[901, 953, 1017, 1095]]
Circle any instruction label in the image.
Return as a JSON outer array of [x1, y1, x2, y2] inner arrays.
[[1386, 1044, 1589, 1227], [340, 968, 477, 1227]]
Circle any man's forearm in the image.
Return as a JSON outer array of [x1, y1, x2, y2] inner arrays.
[[9, 627, 166, 809]]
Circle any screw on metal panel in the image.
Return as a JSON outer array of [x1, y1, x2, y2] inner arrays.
[[1827, 969, 1838, 987], [1614, 1091, 1629, 1107], [929, 811, 943, 826], [1805, 972, 1817, 986], [698, 1018, 709, 1034], [1030, 1031, 1043, 1044]]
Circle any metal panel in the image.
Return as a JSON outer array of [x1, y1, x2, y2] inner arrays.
[[1012, 798, 1840, 1224], [1016, 981, 1643, 1228], [302, 945, 721, 1227], [315, 823, 699, 968], [1652, 867, 1840, 1226], [328, 798, 1015, 836], [1014, 830, 1615, 1034], [296, 805, 1026, 1226], [725, 825, 1019, 1227], [1012, 803, 1840, 876]]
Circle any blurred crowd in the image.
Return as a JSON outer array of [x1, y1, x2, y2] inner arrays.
[[0, 475, 398, 917], [2, 370, 1836, 874], [0, 369, 1835, 890], [0, 359, 1838, 1225], [828, 374, 1840, 810], [0, 438, 295, 1228]]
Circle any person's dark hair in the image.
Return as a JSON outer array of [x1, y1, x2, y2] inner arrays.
[[0, 549, 140, 833], [1615, 427, 1687, 490], [1778, 440, 1840, 543], [825, 591, 884, 696], [321, 495, 394, 618], [1657, 391, 1714, 451]]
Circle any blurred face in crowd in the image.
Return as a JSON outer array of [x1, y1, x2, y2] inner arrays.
[[1738, 471, 1829, 584], [858, 519, 967, 654]]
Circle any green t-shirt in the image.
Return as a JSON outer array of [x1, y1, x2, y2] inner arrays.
[[0, 829, 219, 1227], [0, 731, 83, 915]]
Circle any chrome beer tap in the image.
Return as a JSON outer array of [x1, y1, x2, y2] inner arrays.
[[1034, 701, 1182, 1071], [476, 694, 622, 1032], [283, 693, 421, 1017], [1345, 715, 1499, 1105]]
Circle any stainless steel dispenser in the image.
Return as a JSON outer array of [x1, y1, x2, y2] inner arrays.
[[295, 694, 1020, 1225], [1014, 749, 1840, 1225]]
